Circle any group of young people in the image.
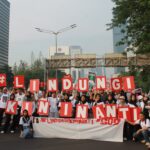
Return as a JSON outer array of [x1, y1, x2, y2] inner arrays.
[[0, 87, 150, 148]]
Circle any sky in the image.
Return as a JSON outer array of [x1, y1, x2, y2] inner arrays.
[[9, 0, 114, 66]]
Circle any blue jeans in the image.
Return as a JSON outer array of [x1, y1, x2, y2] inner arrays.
[[134, 130, 150, 142], [142, 130, 150, 142], [22, 128, 33, 139]]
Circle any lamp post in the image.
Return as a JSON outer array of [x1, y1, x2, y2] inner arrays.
[[35, 24, 77, 80]]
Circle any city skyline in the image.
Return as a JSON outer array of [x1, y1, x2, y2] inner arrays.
[[9, 0, 114, 65]]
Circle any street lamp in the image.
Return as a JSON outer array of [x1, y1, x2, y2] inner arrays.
[[35, 24, 77, 79]]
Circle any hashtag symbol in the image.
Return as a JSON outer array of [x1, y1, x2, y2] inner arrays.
[[0, 76, 5, 84]]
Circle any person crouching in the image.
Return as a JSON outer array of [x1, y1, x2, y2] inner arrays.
[[19, 110, 33, 139]]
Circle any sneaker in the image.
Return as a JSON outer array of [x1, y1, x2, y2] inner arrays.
[[147, 144, 150, 149], [0, 131, 4, 134], [145, 142, 150, 146], [123, 137, 127, 141], [141, 140, 146, 144], [10, 130, 14, 133]]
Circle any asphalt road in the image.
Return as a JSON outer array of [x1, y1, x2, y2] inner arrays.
[[0, 134, 146, 150]]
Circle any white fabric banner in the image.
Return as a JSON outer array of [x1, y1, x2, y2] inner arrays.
[[33, 118, 124, 142]]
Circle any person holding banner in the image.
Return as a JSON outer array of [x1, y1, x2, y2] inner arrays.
[[48, 92, 59, 118], [75, 95, 91, 117], [19, 109, 33, 139], [92, 93, 104, 106], [15, 89, 25, 127], [105, 94, 116, 104], [0, 87, 9, 127], [58, 93, 70, 109], [39, 90, 48, 102], [75, 95, 90, 108], [128, 94, 138, 107], [117, 96, 128, 107], [1, 93, 16, 133]]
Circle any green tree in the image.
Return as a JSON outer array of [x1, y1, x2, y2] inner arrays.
[[0, 65, 14, 87], [108, 0, 150, 92], [108, 0, 150, 54], [13, 59, 66, 90]]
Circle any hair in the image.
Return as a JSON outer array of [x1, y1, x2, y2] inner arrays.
[[10, 93, 15, 100], [129, 94, 136, 102], [23, 109, 29, 116], [81, 95, 86, 100], [140, 112, 146, 117]]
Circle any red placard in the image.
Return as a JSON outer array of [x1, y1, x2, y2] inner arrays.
[[96, 76, 107, 90], [92, 105, 106, 119], [111, 78, 122, 91], [47, 78, 58, 92], [0, 74, 6, 87], [118, 106, 131, 121], [40, 82, 46, 88], [122, 76, 135, 91], [14, 75, 24, 88], [130, 107, 141, 122], [37, 101, 50, 116], [59, 102, 73, 117], [30, 79, 40, 93], [76, 104, 88, 119], [5, 100, 18, 115], [62, 77, 73, 91], [105, 104, 117, 118], [21, 102, 33, 116], [77, 78, 88, 92]]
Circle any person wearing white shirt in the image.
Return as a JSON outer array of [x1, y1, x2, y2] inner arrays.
[[126, 112, 150, 148], [0, 88, 9, 126], [15, 89, 25, 107], [48, 92, 59, 118], [39, 90, 48, 102]]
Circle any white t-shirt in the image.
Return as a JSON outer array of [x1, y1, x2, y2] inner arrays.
[[0, 93, 9, 108], [135, 119, 150, 129], [48, 97, 59, 112], [15, 93, 25, 107], [19, 116, 32, 127]]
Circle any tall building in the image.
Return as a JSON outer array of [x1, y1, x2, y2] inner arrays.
[[0, 0, 10, 69], [113, 25, 127, 74]]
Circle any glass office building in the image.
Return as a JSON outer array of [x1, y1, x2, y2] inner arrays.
[[113, 25, 127, 74], [0, 0, 10, 69]]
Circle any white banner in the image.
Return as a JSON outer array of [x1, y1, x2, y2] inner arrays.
[[33, 118, 124, 142]]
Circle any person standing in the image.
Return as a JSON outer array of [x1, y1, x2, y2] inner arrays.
[[0, 87, 9, 127], [48, 92, 59, 118]]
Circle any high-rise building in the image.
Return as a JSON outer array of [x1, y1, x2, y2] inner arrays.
[[113, 25, 127, 74], [0, 0, 10, 69]]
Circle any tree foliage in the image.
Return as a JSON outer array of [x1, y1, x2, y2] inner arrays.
[[108, 0, 150, 92], [108, 0, 150, 54], [0, 65, 14, 88], [13, 59, 65, 89]]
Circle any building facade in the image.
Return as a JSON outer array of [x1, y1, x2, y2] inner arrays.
[[49, 45, 83, 82], [0, 0, 10, 69], [113, 25, 127, 74]]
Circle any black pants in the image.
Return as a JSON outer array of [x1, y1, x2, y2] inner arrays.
[[0, 108, 5, 126], [123, 122, 134, 140], [2, 114, 11, 132]]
